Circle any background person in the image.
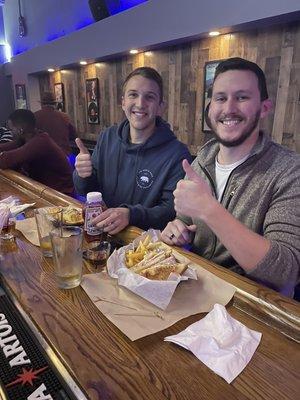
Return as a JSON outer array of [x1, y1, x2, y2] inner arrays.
[[74, 67, 192, 234], [161, 57, 300, 297], [0, 109, 74, 195], [0, 126, 13, 143], [34, 91, 77, 155]]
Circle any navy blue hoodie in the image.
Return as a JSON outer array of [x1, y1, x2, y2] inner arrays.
[[73, 117, 192, 230]]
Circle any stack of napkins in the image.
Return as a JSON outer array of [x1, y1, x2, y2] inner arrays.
[[164, 304, 262, 383]]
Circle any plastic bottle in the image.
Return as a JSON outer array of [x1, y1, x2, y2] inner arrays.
[[83, 192, 106, 243]]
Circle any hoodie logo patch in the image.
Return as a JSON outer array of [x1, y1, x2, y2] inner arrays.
[[136, 169, 154, 189]]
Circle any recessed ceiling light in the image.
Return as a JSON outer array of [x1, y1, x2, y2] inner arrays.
[[47, 68, 55, 72], [80, 60, 87, 65], [130, 49, 138, 54], [209, 31, 220, 37]]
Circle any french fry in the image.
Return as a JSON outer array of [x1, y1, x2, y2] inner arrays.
[[125, 237, 170, 269], [142, 235, 150, 248]]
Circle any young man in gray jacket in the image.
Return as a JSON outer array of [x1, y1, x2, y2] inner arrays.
[[162, 57, 300, 297]]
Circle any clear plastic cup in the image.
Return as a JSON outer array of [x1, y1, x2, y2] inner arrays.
[[50, 226, 83, 289]]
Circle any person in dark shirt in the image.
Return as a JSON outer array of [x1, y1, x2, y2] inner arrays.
[[34, 92, 76, 155], [0, 109, 74, 195]]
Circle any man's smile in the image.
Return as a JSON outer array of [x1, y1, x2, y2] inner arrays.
[[218, 116, 243, 127]]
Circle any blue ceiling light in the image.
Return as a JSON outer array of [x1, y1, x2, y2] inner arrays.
[[14, 46, 29, 55], [75, 18, 94, 30], [46, 31, 66, 42], [108, 0, 148, 15]]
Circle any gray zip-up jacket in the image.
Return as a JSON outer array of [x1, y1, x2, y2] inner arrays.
[[179, 131, 300, 296]]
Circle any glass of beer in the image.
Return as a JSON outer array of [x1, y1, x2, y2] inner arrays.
[[50, 226, 83, 289]]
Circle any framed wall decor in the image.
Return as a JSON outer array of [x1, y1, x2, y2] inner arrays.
[[86, 78, 99, 124], [54, 82, 65, 112], [15, 84, 28, 109], [202, 60, 223, 132]]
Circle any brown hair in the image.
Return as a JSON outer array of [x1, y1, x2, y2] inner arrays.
[[122, 67, 163, 103], [213, 57, 269, 101]]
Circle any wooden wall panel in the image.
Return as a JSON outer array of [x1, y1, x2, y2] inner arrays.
[[38, 22, 300, 155]]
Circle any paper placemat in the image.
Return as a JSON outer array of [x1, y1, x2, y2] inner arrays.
[[15, 217, 39, 246], [81, 266, 236, 341]]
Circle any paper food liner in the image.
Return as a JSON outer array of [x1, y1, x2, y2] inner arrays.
[[15, 217, 40, 246], [106, 229, 198, 310]]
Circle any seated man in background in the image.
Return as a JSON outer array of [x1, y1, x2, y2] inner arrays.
[[0, 126, 13, 143], [162, 57, 300, 297], [0, 109, 74, 195], [34, 91, 77, 156], [74, 67, 192, 234]]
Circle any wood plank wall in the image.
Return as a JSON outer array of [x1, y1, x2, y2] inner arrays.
[[39, 22, 300, 155]]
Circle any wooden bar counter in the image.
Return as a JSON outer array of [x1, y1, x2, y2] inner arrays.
[[0, 170, 299, 400]]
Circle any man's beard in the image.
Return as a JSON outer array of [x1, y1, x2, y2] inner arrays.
[[208, 110, 261, 148]]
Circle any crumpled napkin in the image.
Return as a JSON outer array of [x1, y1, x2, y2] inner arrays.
[[164, 304, 262, 383], [0, 196, 35, 217]]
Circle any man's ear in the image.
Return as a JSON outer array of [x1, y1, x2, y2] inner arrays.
[[260, 99, 272, 119], [205, 102, 213, 129], [157, 100, 166, 116]]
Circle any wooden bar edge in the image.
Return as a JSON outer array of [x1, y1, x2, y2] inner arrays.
[[2, 169, 299, 342]]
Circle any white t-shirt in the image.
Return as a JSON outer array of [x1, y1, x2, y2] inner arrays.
[[215, 154, 249, 201]]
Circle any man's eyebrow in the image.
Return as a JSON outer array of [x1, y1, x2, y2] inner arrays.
[[213, 89, 253, 96], [126, 89, 159, 97]]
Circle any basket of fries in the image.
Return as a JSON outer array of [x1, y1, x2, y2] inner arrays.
[[106, 229, 197, 309]]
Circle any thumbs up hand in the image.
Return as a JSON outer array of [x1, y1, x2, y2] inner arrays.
[[174, 159, 214, 220], [74, 138, 93, 178]]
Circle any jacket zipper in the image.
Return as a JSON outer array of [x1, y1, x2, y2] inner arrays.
[[224, 186, 237, 209], [198, 162, 217, 259], [196, 146, 260, 260], [198, 163, 238, 259]]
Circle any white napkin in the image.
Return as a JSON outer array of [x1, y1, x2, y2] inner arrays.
[[164, 304, 262, 383], [0, 196, 35, 217]]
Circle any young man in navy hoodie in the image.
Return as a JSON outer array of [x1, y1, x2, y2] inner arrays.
[[73, 67, 191, 234]]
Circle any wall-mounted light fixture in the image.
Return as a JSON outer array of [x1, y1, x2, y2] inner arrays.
[[47, 68, 55, 72], [80, 60, 87, 65], [4, 43, 12, 62], [129, 49, 138, 54]]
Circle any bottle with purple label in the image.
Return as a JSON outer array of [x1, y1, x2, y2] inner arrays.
[[83, 192, 107, 243]]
